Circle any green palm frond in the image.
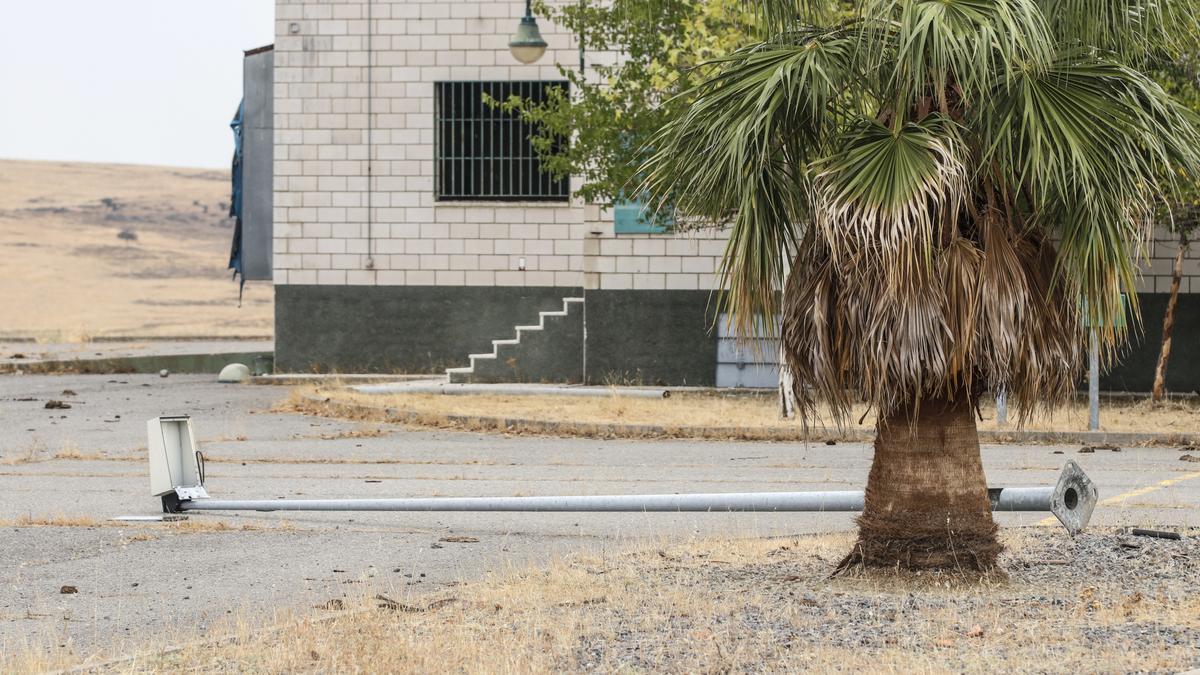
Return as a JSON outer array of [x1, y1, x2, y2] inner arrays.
[[1037, 0, 1200, 61], [812, 116, 966, 279], [638, 27, 858, 337], [864, 0, 1054, 109], [745, 0, 845, 35], [981, 53, 1200, 331]]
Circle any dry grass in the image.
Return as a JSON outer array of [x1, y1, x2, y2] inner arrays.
[[50, 442, 102, 461], [305, 427, 390, 441], [0, 159, 271, 339], [1, 440, 138, 465], [0, 438, 59, 465], [296, 387, 1200, 438], [0, 441, 46, 465], [13, 528, 1197, 674], [3, 514, 104, 528]]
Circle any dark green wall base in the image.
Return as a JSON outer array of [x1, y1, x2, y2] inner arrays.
[[276, 285, 1197, 392], [584, 289, 718, 387], [1102, 292, 1200, 393], [275, 285, 579, 373], [275, 285, 719, 384], [458, 299, 584, 384]]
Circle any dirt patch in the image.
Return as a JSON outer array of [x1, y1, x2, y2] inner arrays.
[[0, 159, 271, 339], [22, 527, 1198, 673]]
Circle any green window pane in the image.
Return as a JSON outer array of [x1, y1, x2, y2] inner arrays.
[[613, 197, 670, 234]]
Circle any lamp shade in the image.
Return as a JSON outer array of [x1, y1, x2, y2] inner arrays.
[[508, 16, 548, 64]]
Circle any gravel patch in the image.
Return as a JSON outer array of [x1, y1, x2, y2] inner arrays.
[[569, 527, 1200, 672], [101, 527, 1200, 674]]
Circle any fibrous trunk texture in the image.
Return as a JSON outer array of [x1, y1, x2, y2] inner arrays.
[[838, 394, 1001, 573], [1152, 237, 1188, 402]]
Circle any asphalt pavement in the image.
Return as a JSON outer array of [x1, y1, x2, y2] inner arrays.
[[0, 373, 1196, 660]]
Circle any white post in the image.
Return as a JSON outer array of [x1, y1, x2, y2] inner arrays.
[[996, 388, 1007, 427], [779, 357, 796, 419], [777, 251, 795, 418], [1088, 328, 1100, 431]]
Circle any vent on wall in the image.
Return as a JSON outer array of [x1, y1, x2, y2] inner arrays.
[[435, 81, 570, 202]]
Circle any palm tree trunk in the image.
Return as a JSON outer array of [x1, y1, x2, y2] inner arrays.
[[838, 393, 1001, 572], [1152, 235, 1188, 402]]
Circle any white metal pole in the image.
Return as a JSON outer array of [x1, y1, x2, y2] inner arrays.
[[177, 487, 1058, 514], [181, 491, 866, 513]]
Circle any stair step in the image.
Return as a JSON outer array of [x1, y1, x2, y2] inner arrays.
[[445, 294, 585, 383]]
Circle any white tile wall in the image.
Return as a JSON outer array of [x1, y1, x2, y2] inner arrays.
[[1139, 227, 1200, 294], [273, 0, 1192, 295], [273, 0, 729, 291]]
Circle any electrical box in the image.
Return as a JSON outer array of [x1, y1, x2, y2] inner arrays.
[[147, 416, 208, 499]]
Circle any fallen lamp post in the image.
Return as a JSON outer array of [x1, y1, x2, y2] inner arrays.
[[147, 416, 1098, 535]]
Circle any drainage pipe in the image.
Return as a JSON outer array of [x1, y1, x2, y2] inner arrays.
[[353, 383, 671, 399]]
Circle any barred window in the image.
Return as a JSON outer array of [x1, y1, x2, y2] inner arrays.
[[435, 81, 569, 202]]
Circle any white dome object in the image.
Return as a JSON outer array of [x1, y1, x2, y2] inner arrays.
[[217, 363, 251, 383]]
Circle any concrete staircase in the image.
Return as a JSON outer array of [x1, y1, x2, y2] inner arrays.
[[446, 297, 584, 384]]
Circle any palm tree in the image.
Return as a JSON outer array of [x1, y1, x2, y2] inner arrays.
[[639, 0, 1200, 571]]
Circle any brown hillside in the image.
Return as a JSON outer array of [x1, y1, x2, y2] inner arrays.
[[0, 160, 271, 339]]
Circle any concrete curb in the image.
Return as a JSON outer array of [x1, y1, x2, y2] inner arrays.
[[976, 429, 1200, 446], [0, 335, 271, 343], [299, 396, 1200, 446], [252, 374, 438, 386], [0, 351, 272, 376]]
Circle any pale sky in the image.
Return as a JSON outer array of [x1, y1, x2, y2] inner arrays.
[[0, 1, 275, 169]]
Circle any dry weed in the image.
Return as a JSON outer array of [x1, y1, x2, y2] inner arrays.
[[5, 514, 103, 528], [1, 439, 48, 465], [51, 442, 88, 460], [49, 442, 132, 462]]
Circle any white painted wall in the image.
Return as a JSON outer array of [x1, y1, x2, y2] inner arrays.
[[272, 0, 728, 291], [272, 0, 1195, 295]]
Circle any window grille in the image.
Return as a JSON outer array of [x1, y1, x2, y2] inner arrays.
[[435, 81, 569, 202]]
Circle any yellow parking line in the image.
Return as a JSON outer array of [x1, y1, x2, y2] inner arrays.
[[1036, 470, 1200, 526]]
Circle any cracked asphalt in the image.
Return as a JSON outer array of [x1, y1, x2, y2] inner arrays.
[[0, 373, 1196, 660]]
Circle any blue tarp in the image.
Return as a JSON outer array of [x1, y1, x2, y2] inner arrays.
[[228, 101, 245, 302]]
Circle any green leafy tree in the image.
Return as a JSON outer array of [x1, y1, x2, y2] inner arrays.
[[495, 0, 753, 204], [639, 0, 1200, 571]]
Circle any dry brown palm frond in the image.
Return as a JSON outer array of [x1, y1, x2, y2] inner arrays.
[[1002, 233, 1085, 421], [975, 215, 1031, 392], [782, 216, 1087, 428], [810, 117, 967, 294], [939, 237, 983, 388]]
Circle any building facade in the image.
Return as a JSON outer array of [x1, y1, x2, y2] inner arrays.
[[268, 0, 1200, 391]]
